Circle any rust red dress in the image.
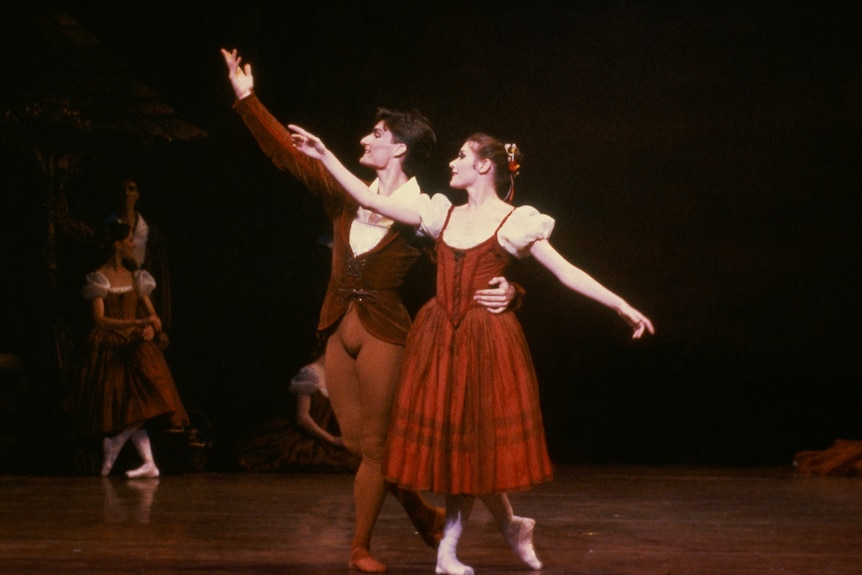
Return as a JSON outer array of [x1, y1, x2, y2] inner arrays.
[[383, 196, 555, 495], [74, 270, 189, 437]]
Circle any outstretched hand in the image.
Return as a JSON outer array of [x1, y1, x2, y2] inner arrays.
[[288, 124, 329, 160], [220, 48, 254, 100], [616, 302, 655, 340]]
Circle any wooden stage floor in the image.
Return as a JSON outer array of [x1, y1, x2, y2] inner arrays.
[[1, 464, 859, 574]]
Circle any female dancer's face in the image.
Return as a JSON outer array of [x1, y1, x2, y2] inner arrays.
[[448, 141, 483, 189]]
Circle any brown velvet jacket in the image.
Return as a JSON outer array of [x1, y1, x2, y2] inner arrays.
[[234, 95, 421, 345]]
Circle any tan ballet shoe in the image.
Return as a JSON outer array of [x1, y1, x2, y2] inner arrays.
[[348, 547, 386, 573]]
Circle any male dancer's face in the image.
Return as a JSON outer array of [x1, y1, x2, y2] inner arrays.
[[358, 121, 404, 172], [121, 179, 140, 210]]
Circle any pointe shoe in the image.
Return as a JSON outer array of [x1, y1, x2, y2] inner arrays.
[[503, 516, 543, 570], [435, 563, 474, 575], [125, 460, 160, 479], [435, 559, 474, 575], [435, 542, 474, 575], [101, 437, 120, 477], [348, 547, 386, 573]]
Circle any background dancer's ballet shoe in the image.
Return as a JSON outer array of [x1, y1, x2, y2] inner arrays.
[[125, 461, 159, 479]]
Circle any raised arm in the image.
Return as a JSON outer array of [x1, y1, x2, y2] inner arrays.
[[221, 48, 254, 100], [530, 240, 655, 339], [288, 124, 422, 226], [220, 49, 344, 208]]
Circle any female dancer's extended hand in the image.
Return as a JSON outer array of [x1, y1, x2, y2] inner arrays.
[[616, 302, 655, 339], [288, 124, 329, 159]]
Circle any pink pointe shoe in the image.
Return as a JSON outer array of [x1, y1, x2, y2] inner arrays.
[[503, 516, 543, 570]]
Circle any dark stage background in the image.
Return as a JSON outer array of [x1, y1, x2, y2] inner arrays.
[[2, 1, 859, 470]]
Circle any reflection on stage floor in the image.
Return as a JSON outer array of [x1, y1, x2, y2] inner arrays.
[[1, 464, 860, 574]]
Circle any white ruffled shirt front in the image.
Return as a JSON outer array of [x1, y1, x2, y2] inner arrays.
[[413, 193, 556, 258], [130, 214, 150, 267], [349, 177, 422, 256]]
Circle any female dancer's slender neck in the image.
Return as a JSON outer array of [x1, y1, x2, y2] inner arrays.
[[463, 180, 505, 210]]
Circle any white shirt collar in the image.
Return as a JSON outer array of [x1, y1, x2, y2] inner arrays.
[[350, 177, 420, 255], [357, 177, 421, 225]]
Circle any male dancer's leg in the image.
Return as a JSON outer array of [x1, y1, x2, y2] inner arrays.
[[324, 307, 394, 571], [325, 308, 441, 569], [351, 319, 444, 551]]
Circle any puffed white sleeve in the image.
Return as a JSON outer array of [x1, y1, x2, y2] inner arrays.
[[288, 365, 323, 396], [133, 270, 157, 296], [414, 193, 453, 240], [497, 205, 556, 258], [81, 271, 110, 300]]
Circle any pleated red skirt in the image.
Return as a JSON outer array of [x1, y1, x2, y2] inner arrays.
[[383, 298, 553, 495]]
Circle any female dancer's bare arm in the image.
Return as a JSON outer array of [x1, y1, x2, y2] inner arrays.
[[530, 239, 655, 339]]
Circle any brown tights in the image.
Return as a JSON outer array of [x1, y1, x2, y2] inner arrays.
[[326, 308, 438, 554]]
